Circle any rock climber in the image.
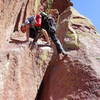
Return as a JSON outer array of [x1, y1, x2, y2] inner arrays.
[[20, 11, 67, 55]]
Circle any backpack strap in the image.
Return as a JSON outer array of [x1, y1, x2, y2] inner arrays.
[[40, 12, 48, 20]]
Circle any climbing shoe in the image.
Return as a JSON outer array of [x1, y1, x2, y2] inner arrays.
[[61, 50, 68, 56]]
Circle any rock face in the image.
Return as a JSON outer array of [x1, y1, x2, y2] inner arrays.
[[38, 7, 100, 100], [0, 42, 52, 100], [52, 0, 72, 13], [0, 0, 36, 48], [41, 0, 71, 13], [0, 0, 53, 100], [0, 0, 100, 100]]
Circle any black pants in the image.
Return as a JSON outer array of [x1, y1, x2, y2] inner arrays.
[[29, 27, 41, 44], [29, 28, 38, 39], [41, 17, 65, 54]]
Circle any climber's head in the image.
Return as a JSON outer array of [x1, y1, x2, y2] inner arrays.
[[20, 23, 27, 33]]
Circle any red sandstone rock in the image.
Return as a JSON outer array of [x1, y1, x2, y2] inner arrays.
[[0, 0, 100, 100], [0, 0, 53, 100], [0, 41, 53, 100], [39, 7, 100, 100], [0, 0, 35, 48], [52, 0, 72, 13]]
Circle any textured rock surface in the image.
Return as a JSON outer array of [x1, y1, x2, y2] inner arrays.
[[0, 0, 35, 48], [41, 0, 71, 13], [0, 0, 100, 100], [57, 7, 97, 50], [38, 7, 100, 100], [0, 41, 53, 100], [52, 0, 72, 13], [0, 0, 53, 100]]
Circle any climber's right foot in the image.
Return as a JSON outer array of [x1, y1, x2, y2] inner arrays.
[[58, 51, 68, 60]]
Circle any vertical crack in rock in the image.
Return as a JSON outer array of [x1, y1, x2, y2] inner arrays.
[[35, 81, 44, 100], [22, 0, 29, 23], [13, 5, 23, 32], [34, 56, 57, 100], [13, 0, 29, 32]]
